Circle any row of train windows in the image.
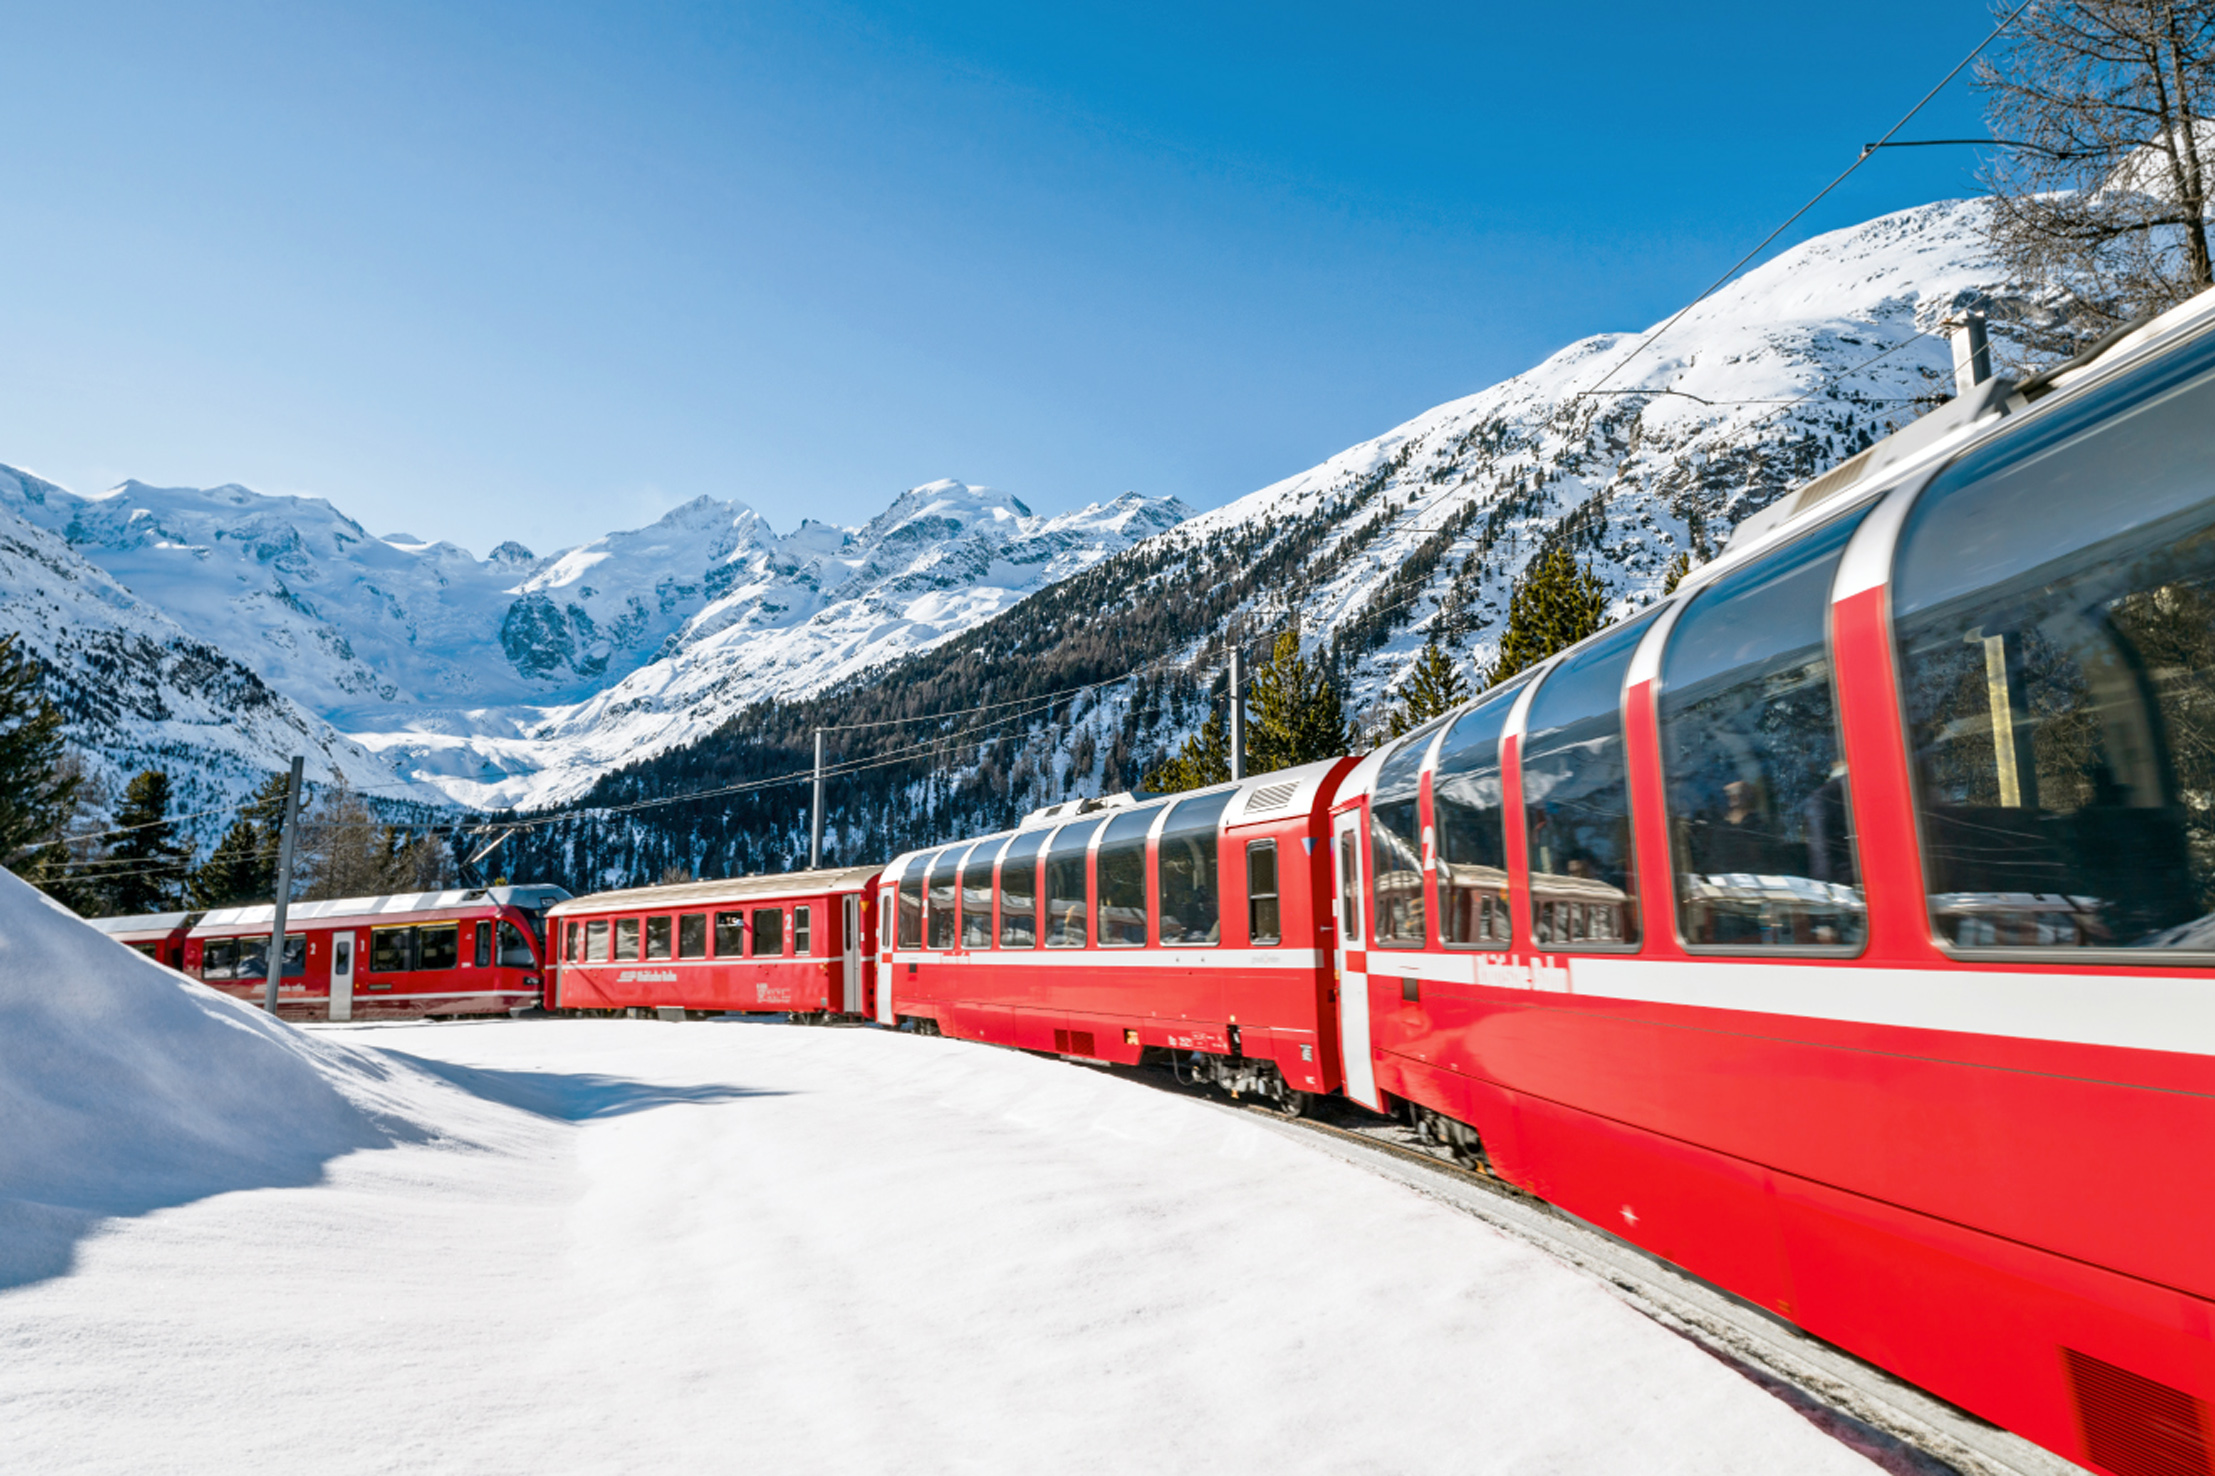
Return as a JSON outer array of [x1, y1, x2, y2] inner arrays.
[[888, 807, 1283, 952], [197, 935, 305, 979], [1364, 326, 2215, 956], [563, 907, 814, 964], [368, 921, 535, 973]]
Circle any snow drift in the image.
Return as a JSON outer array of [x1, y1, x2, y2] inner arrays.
[[0, 867, 414, 1286]]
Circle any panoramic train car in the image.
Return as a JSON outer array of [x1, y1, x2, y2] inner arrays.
[[86, 910, 202, 970], [547, 866, 879, 1019], [1328, 290, 2215, 1472], [875, 756, 1356, 1105], [186, 885, 569, 1021]]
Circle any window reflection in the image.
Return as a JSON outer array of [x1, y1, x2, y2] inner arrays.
[[1661, 512, 1866, 948]]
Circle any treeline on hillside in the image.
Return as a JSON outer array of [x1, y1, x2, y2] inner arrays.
[[1, 632, 460, 917], [500, 526, 1614, 892]]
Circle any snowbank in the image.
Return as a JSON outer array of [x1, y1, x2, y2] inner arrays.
[[0, 867, 407, 1285], [0, 1016, 1886, 1474]]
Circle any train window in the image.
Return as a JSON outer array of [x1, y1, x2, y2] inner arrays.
[[231, 934, 306, 980], [1662, 512, 1867, 950], [898, 864, 925, 950], [751, 907, 784, 956], [1372, 718, 1449, 946], [997, 829, 1050, 948], [1434, 676, 1532, 948], [714, 911, 744, 957], [1522, 612, 1658, 948], [926, 850, 960, 950], [201, 938, 238, 979], [564, 921, 580, 963], [795, 906, 812, 955], [1159, 790, 1234, 945], [1096, 806, 1162, 947], [645, 916, 673, 960], [1338, 832, 1361, 944], [1894, 327, 2215, 953], [418, 924, 460, 971], [1045, 819, 1105, 947], [614, 918, 640, 961], [679, 914, 707, 959], [499, 921, 536, 967], [585, 919, 611, 963], [881, 892, 895, 949], [474, 920, 494, 968], [1247, 841, 1281, 945], [370, 927, 413, 972], [961, 845, 997, 948]]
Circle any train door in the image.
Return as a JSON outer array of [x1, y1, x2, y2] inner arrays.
[[1332, 809, 1384, 1110], [876, 884, 898, 1025], [842, 894, 863, 1014], [330, 931, 355, 1022]]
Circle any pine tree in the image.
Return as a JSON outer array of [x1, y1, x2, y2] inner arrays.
[[1142, 709, 1232, 794], [188, 817, 267, 910], [1661, 552, 1692, 596], [104, 769, 191, 915], [1386, 640, 1472, 738], [187, 770, 296, 908], [1491, 545, 1609, 685], [1247, 631, 1348, 775], [0, 631, 80, 869]]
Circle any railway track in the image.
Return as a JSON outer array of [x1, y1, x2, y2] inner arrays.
[[1114, 1065, 2090, 1476]]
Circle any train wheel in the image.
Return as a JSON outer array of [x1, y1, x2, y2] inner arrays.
[[1281, 1090, 1313, 1119]]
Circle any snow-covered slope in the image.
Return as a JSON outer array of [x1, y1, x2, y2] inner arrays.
[[2, 464, 1187, 811], [0, 469, 443, 832], [1180, 195, 2014, 713], [375, 482, 1187, 808]]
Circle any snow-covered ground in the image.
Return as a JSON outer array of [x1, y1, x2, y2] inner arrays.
[[0, 874, 1885, 1473]]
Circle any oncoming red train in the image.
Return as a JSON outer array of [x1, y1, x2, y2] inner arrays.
[[181, 885, 568, 1021]]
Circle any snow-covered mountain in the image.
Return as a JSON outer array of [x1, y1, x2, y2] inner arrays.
[[0, 468, 445, 835], [1171, 195, 2017, 714], [500, 196, 2036, 891], [1, 466, 1188, 813]]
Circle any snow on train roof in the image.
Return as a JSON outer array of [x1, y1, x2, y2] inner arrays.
[[83, 910, 202, 936], [194, 884, 571, 931], [547, 865, 881, 918]]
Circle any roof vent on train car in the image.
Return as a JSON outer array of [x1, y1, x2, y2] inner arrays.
[[2062, 1347, 2213, 1476], [1245, 781, 1301, 814], [1023, 792, 1138, 825]]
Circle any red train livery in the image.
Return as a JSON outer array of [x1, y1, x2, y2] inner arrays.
[[1323, 291, 2215, 1473], [545, 866, 878, 1019], [87, 910, 200, 970], [183, 885, 568, 1021], [871, 759, 1354, 1106]]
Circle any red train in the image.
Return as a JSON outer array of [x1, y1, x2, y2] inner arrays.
[[86, 910, 200, 969], [545, 287, 2215, 1474], [182, 885, 569, 1021], [545, 866, 878, 1019], [871, 759, 1354, 1106]]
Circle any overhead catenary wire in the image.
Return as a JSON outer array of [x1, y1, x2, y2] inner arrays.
[[1571, 1, 2031, 404]]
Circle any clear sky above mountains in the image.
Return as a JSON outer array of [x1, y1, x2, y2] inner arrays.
[[1, 0, 1997, 556]]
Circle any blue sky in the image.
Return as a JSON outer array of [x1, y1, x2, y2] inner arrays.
[[1, 1, 1999, 556]]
